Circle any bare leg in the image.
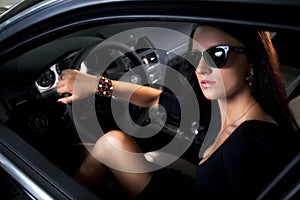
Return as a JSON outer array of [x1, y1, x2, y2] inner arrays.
[[75, 130, 152, 199]]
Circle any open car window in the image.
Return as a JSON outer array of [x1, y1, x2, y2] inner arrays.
[[0, 1, 300, 199]]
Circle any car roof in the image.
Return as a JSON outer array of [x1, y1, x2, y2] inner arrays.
[[0, 0, 299, 69], [1, 0, 300, 24]]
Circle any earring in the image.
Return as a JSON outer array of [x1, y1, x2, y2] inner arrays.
[[245, 67, 254, 86]]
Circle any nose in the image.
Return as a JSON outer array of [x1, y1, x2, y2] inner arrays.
[[195, 58, 212, 75]]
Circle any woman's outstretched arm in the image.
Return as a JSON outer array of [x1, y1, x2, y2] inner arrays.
[[56, 69, 162, 107]]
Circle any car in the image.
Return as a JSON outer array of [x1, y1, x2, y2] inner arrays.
[[0, 0, 300, 199]]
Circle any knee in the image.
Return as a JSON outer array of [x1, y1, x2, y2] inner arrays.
[[95, 130, 135, 152], [104, 130, 130, 146]]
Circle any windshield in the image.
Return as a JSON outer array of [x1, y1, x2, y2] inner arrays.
[[0, 0, 22, 8], [0, 0, 44, 22]]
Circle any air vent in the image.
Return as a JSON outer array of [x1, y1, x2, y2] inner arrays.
[[143, 52, 158, 64]]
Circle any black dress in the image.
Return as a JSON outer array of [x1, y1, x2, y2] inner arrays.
[[194, 120, 298, 199], [138, 93, 299, 200]]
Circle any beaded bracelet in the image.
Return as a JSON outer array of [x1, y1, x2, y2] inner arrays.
[[96, 76, 113, 97]]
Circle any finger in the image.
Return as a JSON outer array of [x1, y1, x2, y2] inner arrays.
[[60, 72, 72, 81], [56, 82, 64, 94], [56, 83, 72, 94], [61, 69, 74, 74], [56, 80, 64, 88], [59, 69, 71, 80], [61, 69, 78, 77], [57, 95, 74, 104], [59, 73, 64, 80]]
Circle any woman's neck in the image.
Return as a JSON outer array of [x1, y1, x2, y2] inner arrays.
[[218, 90, 256, 131]]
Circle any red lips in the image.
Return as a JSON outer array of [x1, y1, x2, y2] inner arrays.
[[200, 80, 216, 88]]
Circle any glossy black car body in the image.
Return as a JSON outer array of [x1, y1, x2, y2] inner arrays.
[[0, 0, 300, 199]]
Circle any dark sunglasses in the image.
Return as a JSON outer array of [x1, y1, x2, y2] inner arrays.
[[183, 45, 248, 68]]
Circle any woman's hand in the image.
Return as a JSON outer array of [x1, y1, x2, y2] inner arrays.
[[56, 69, 99, 104]]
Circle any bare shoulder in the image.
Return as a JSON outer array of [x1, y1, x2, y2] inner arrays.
[[246, 103, 277, 125]]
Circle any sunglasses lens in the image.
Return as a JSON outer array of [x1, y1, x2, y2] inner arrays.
[[184, 51, 202, 68], [183, 46, 230, 69], [206, 47, 227, 68]]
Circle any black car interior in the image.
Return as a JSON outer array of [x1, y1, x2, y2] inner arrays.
[[0, 19, 299, 199]]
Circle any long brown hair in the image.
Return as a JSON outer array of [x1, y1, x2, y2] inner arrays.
[[234, 29, 297, 131]]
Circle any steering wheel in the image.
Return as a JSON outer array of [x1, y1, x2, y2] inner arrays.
[[69, 40, 150, 132]]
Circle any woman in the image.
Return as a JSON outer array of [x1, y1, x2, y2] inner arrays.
[[56, 24, 299, 199]]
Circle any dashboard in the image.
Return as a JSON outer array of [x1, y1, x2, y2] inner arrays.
[[35, 38, 166, 98]]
